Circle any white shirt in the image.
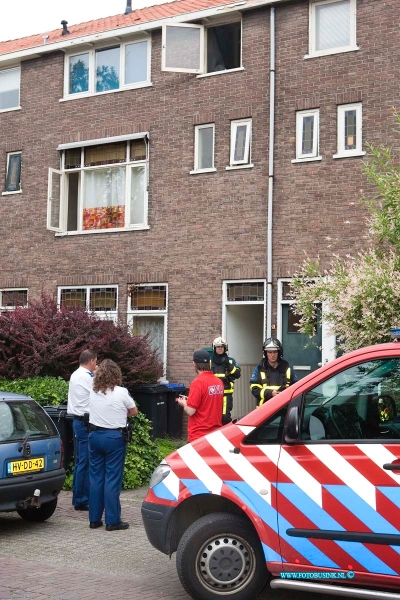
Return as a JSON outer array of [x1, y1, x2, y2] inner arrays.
[[67, 366, 94, 416], [89, 386, 135, 429]]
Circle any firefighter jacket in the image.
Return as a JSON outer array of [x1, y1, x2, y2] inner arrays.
[[211, 353, 241, 395], [250, 357, 296, 406]]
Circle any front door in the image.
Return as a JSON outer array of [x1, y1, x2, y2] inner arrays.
[[281, 305, 322, 380], [276, 356, 400, 584]]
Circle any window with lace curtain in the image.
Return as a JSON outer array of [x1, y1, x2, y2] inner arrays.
[[127, 284, 168, 377]]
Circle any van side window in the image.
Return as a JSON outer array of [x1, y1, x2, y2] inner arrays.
[[300, 358, 400, 441], [244, 406, 288, 444]]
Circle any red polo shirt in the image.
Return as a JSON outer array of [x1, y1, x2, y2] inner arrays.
[[186, 371, 224, 442]]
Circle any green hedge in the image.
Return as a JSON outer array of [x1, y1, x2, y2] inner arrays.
[[0, 376, 165, 489]]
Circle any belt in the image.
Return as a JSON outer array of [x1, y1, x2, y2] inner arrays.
[[73, 415, 86, 421], [89, 425, 121, 431]]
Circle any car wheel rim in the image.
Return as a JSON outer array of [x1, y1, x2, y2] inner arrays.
[[195, 533, 256, 594]]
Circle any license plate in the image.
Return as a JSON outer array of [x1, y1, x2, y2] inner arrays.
[[7, 457, 45, 475]]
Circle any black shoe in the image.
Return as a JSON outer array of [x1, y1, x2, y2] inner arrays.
[[74, 505, 89, 511], [89, 521, 103, 529], [106, 521, 129, 531]]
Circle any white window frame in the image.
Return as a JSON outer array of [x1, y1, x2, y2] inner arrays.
[[0, 66, 21, 113], [48, 135, 149, 235], [58, 285, 118, 322], [333, 102, 365, 159], [162, 23, 205, 74], [191, 124, 216, 174], [307, 0, 358, 59], [292, 109, 321, 163], [127, 284, 168, 379], [229, 118, 252, 168], [0, 288, 28, 311], [63, 36, 151, 100], [223, 279, 266, 335], [3, 151, 22, 195]]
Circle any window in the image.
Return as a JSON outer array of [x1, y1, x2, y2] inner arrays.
[[0, 289, 27, 311], [48, 136, 148, 234], [293, 110, 320, 162], [300, 358, 400, 441], [162, 19, 241, 75], [65, 38, 150, 98], [308, 0, 357, 58], [127, 284, 168, 375], [58, 286, 118, 321], [4, 152, 22, 193], [334, 103, 364, 158], [192, 124, 215, 173], [0, 67, 20, 111], [229, 119, 252, 167], [226, 282, 265, 302]]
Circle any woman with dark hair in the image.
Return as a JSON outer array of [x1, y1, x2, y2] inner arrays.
[[88, 359, 137, 531]]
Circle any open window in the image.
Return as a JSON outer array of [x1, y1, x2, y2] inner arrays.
[[162, 19, 241, 75], [229, 118, 252, 166]]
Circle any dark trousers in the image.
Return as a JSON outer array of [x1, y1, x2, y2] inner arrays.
[[88, 430, 126, 526], [72, 419, 89, 508], [222, 393, 233, 425]]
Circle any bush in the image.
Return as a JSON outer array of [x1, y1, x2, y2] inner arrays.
[[0, 376, 69, 405], [0, 292, 162, 388]]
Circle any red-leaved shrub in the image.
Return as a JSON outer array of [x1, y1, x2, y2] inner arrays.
[[0, 293, 163, 387]]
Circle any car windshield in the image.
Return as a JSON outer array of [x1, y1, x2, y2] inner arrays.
[[0, 401, 57, 442]]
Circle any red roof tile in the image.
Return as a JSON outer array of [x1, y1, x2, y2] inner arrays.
[[0, 0, 232, 57]]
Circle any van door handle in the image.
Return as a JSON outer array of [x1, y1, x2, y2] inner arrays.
[[383, 462, 400, 471]]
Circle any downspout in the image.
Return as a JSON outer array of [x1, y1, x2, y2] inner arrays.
[[266, 6, 275, 338]]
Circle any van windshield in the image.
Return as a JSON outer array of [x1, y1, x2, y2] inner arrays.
[[0, 401, 57, 442]]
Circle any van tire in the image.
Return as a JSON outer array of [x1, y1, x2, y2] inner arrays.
[[17, 498, 58, 522], [176, 512, 268, 600]]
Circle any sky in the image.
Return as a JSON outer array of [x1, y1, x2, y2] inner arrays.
[[0, 0, 167, 42]]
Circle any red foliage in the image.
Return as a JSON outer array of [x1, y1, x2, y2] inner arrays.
[[0, 293, 163, 386]]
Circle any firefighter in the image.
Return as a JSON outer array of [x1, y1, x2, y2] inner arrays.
[[250, 338, 297, 407], [211, 336, 241, 425]]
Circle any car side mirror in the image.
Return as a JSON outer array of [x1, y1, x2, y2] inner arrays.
[[284, 406, 299, 444]]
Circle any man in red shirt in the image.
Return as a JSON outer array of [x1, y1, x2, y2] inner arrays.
[[177, 350, 224, 442]]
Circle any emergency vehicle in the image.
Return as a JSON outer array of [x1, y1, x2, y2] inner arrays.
[[142, 342, 400, 600]]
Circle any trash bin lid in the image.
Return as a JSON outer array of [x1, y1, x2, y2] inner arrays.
[[163, 383, 186, 391]]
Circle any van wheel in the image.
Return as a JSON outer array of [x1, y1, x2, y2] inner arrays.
[[176, 512, 268, 600], [17, 498, 58, 522]]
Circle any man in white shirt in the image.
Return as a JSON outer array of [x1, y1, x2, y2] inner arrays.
[[67, 349, 97, 511]]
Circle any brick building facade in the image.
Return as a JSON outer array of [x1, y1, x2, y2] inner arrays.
[[0, 0, 398, 414]]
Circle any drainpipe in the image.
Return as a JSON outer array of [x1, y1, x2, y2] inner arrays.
[[266, 6, 275, 338]]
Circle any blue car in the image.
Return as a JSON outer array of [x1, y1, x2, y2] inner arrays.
[[0, 391, 66, 521]]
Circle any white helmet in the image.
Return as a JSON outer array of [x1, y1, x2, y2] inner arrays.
[[212, 336, 228, 352]]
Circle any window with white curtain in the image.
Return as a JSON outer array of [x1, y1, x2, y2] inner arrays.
[[308, 0, 357, 58], [127, 284, 168, 376], [192, 124, 215, 173], [0, 67, 20, 111]]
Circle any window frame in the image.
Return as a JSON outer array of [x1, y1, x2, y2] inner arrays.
[[0, 288, 28, 311], [293, 109, 321, 162], [4, 151, 22, 194], [192, 123, 216, 174], [0, 66, 21, 113], [48, 136, 149, 235], [229, 118, 252, 167], [334, 102, 365, 159], [58, 285, 118, 322], [127, 283, 168, 378], [63, 36, 151, 99], [307, 0, 358, 59]]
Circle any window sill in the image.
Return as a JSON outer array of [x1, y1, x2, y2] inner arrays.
[[291, 156, 322, 164], [226, 163, 254, 170], [332, 151, 366, 159], [60, 82, 153, 102], [304, 46, 359, 60], [2, 189, 22, 195], [189, 168, 217, 175], [196, 67, 245, 79], [54, 225, 150, 237], [0, 106, 21, 114]]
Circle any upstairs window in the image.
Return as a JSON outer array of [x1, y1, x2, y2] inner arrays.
[[294, 109, 320, 161], [4, 152, 22, 193], [0, 67, 20, 111], [65, 38, 150, 98], [58, 286, 118, 321], [48, 136, 148, 234], [229, 119, 252, 167], [162, 19, 241, 75], [308, 0, 357, 58], [192, 124, 215, 173], [334, 103, 365, 158]]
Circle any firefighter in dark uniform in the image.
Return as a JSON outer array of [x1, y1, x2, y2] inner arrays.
[[211, 337, 241, 425], [250, 338, 297, 407]]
